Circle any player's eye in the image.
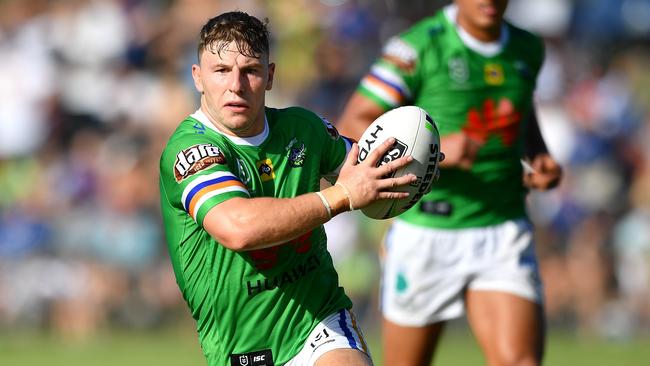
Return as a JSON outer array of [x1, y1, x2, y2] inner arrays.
[[243, 67, 261, 75]]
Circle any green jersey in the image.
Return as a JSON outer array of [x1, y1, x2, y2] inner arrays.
[[159, 107, 353, 365], [358, 5, 544, 228]]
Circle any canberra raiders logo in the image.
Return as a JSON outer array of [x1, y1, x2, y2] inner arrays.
[[174, 144, 226, 182], [285, 138, 306, 167]]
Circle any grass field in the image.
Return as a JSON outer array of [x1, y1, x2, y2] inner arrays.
[[2, 321, 649, 366]]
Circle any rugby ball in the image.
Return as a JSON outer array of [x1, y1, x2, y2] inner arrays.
[[357, 106, 441, 219]]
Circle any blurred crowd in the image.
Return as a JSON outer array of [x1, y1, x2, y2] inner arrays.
[[1, 0, 649, 342]]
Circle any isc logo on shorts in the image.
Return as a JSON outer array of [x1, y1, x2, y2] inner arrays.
[[230, 349, 274, 366]]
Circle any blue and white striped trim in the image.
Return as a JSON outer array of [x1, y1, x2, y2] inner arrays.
[[181, 171, 249, 220], [360, 64, 411, 107], [338, 309, 358, 349]]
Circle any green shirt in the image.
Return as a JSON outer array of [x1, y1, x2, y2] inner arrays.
[[159, 107, 353, 365], [358, 5, 544, 228]]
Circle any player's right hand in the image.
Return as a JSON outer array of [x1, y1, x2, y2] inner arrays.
[[335, 138, 417, 209], [523, 153, 562, 190]]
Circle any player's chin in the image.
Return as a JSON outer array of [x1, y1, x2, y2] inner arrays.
[[221, 117, 251, 132], [478, 17, 502, 29], [223, 110, 250, 122]]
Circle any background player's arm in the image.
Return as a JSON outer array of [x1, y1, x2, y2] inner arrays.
[[522, 109, 562, 190], [202, 139, 416, 251], [337, 92, 387, 140]]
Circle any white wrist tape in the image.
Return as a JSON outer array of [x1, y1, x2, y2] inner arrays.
[[334, 182, 354, 211]]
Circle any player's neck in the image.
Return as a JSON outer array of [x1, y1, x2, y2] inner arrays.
[[458, 20, 502, 43], [201, 105, 266, 138], [195, 107, 269, 147]]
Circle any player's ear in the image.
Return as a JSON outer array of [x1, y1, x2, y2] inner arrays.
[[266, 62, 275, 91], [192, 64, 204, 94]]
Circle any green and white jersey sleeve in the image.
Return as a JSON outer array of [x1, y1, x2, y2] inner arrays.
[[159, 107, 353, 366], [160, 132, 250, 226]]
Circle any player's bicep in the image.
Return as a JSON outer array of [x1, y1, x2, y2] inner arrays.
[[201, 196, 250, 248]]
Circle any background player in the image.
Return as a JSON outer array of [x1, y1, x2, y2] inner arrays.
[[337, 0, 562, 365], [158, 11, 432, 366]]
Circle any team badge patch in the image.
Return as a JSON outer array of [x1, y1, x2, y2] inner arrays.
[[484, 63, 505, 85], [174, 144, 226, 182], [448, 57, 469, 83], [285, 138, 306, 167], [513, 59, 533, 80], [235, 158, 252, 186], [320, 117, 339, 140], [256, 159, 275, 181], [192, 122, 206, 135]]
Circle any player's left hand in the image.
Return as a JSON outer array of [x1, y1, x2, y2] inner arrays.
[[523, 154, 562, 190], [336, 138, 417, 208]]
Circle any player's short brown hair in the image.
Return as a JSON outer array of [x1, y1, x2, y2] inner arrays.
[[197, 11, 270, 61]]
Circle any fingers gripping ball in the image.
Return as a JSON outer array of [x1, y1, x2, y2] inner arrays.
[[357, 106, 441, 219]]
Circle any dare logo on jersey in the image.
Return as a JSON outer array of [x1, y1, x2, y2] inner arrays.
[[174, 144, 226, 182]]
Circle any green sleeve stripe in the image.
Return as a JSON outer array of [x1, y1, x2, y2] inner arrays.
[[358, 87, 393, 111]]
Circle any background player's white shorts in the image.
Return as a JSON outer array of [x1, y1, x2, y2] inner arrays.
[[285, 309, 371, 366], [381, 218, 543, 327]]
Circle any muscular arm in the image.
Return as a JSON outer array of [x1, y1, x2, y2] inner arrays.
[[203, 189, 343, 252], [203, 139, 417, 251]]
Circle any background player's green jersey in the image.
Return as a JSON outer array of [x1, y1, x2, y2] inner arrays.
[[358, 5, 544, 228], [159, 107, 353, 365]]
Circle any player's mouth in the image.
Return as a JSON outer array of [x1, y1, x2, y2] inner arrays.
[[479, 3, 499, 18], [224, 101, 249, 113]]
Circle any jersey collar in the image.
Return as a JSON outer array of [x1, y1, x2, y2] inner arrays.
[[444, 4, 509, 58], [191, 108, 269, 147]]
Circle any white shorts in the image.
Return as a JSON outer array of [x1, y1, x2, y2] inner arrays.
[[285, 309, 371, 366], [381, 218, 543, 327]]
